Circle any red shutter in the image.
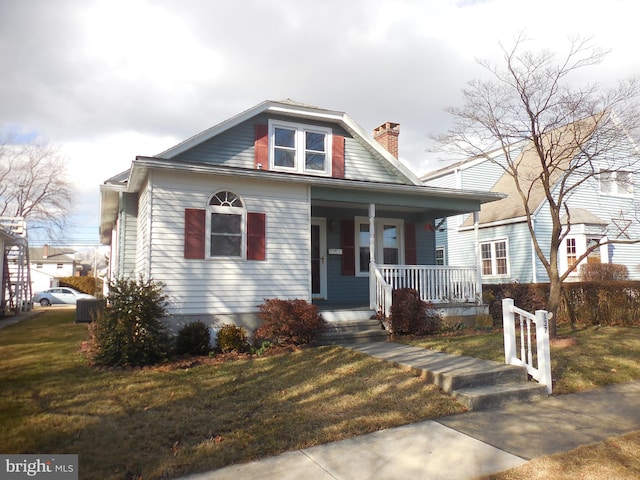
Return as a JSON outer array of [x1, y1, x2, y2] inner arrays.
[[404, 223, 417, 265], [332, 134, 345, 178], [247, 212, 266, 261], [255, 124, 268, 170], [184, 208, 205, 259], [341, 218, 355, 275]]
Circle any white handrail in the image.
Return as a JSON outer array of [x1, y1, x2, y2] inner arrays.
[[502, 298, 552, 394], [371, 264, 393, 318]]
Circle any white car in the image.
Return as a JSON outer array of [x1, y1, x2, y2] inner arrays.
[[32, 287, 96, 307]]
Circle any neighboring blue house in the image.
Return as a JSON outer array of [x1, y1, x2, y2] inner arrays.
[[422, 117, 640, 284], [99, 100, 501, 330]]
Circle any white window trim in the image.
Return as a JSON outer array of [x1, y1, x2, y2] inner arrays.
[[354, 216, 404, 276], [435, 246, 446, 266], [561, 234, 610, 276], [599, 169, 634, 198], [206, 191, 247, 259], [479, 238, 509, 278], [268, 119, 332, 176]]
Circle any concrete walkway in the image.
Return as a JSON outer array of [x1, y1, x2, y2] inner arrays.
[[177, 341, 640, 480]]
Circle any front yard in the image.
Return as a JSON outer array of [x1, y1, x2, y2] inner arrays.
[[0, 310, 464, 480], [1, 310, 639, 479]]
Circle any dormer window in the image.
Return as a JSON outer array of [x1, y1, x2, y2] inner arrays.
[[269, 120, 332, 176], [600, 170, 633, 197]]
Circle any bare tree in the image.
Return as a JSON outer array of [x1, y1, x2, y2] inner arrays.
[[435, 34, 640, 338], [0, 131, 73, 238]]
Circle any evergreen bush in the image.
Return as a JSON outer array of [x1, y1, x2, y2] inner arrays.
[[175, 321, 211, 356], [91, 276, 170, 367], [216, 324, 250, 353]]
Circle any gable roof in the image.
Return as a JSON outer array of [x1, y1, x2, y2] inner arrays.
[[29, 246, 76, 263], [460, 115, 601, 226], [157, 99, 423, 186]]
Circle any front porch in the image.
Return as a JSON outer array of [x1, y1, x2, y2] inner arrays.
[[371, 264, 482, 318]]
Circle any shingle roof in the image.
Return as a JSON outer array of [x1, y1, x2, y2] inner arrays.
[[466, 115, 599, 226]]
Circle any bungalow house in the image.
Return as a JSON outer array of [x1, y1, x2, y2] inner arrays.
[[99, 100, 502, 332], [422, 116, 640, 284]]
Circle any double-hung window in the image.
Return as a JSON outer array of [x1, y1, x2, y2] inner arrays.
[[270, 120, 332, 176], [207, 191, 245, 258], [354, 217, 403, 275], [566, 238, 577, 267], [600, 170, 633, 197], [480, 239, 508, 277]]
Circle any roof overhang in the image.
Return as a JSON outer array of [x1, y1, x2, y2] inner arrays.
[[106, 157, 503, 231], [99, 183, 127, 244]]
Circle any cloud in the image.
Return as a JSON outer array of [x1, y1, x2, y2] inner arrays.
[[2, 0, 639, 243]]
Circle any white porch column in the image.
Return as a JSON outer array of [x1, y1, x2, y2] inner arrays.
[[369, 203, 376, 309], [369, 204, 376, 265], [473, 211, 482, 304]]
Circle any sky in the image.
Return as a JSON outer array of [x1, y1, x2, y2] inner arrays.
[[1, 0, 639, 246]]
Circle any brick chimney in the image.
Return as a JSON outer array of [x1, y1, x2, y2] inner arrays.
[[43, 244, 49, 259], [373, 122, 400, 158]]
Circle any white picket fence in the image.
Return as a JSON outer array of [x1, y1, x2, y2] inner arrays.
[[502, 298, 552, 394]]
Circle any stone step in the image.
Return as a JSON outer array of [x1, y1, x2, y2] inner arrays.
[[453, 382, 549, 410], [315, 328, 389, 345], [343, 342, 550, 410], [320, 309, 377, 322], [315, 310, 387, 345]]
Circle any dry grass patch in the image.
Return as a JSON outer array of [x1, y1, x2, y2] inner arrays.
[[0, 310, 464, 480], [480, 431, 640, 480], [400, 325, 640, 394]]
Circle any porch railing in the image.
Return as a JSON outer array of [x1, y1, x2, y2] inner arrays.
[[371, 264, 480, 317]]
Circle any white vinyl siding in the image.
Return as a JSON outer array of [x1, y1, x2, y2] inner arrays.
[[118, 192, 138, 278], [147, 171, 309, 315], [135, 182, 151, 279]]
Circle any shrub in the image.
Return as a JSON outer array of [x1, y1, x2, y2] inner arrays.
[[255, 298, 326, 346], [216, 324, 250, 353], [389, 288, 441, 335], [175, 321, 211, 356], [91, 276, 170, 367], [580, 263, 629, 281], [59, 276, 104, 298], [474, 313, 494, 329], [484, 283, 546, 325]]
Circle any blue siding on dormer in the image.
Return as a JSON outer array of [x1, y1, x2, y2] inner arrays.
[[171, 113, 409, 184]]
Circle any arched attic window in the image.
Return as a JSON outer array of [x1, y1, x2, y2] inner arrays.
[[207, 191, 245, 257], [184, 192, 265, 261]]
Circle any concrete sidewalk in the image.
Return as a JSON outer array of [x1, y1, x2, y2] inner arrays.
[[176, 342, 640, 480]]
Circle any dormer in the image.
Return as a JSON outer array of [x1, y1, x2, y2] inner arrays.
[[254, 119, 345, 179]]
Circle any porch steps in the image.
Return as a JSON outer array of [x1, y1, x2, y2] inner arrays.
[[344, 342, 548, 410], [315, 309, 388, 345]]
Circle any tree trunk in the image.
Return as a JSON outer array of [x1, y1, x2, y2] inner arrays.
[[546, 278, 562, 339]]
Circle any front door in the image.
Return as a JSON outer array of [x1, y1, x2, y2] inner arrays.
[[311, 218, 327, 299]]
